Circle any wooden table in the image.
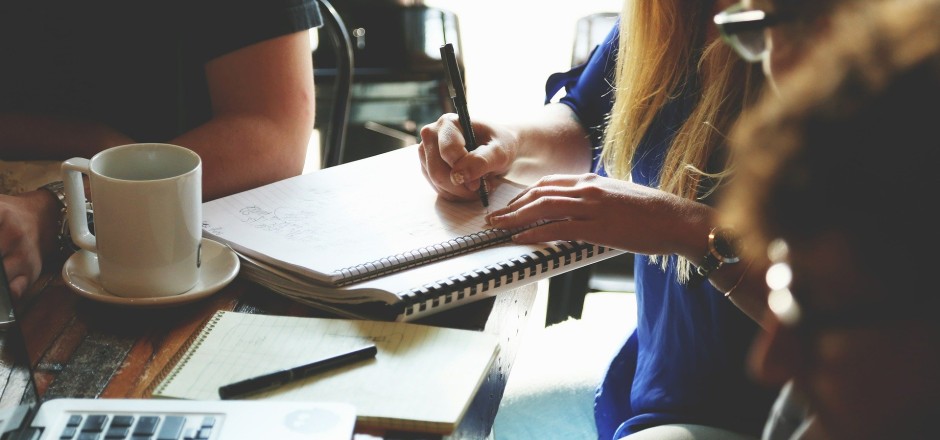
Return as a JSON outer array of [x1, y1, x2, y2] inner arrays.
[[0, 269, 538, 439]]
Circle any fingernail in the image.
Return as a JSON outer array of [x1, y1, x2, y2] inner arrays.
[[450, 171, 465, 185]]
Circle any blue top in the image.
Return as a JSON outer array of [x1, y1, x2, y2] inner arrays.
[[546, 24, 776, 439]]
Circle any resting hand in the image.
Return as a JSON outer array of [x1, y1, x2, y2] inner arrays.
[[417, 113, 518, 202], [0, 191, 59, 299], [485, 173, 709, 257]]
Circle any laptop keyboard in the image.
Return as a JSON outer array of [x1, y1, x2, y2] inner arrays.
[[58, 413, 219, 440]]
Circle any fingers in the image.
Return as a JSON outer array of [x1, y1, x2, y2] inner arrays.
[[508, 220, 583, 244], [488, 193, 586, 228], [418, 114, 503, 201], [511, 175, 586, 204], [419, 115, 474, 201], [0, 246, 39, 300], [490, 174, 587, 214], [487, 176, 589, 226], [8, 273, 31, 300], [485, 174, 605, 243], [450, 141, 512, 192], [435, 114, 470, 166]]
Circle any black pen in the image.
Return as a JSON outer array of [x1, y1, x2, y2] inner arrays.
[[440, 42, 490, 208], [218, 344, 377, 400]]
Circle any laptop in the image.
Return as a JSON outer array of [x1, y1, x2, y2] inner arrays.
[[0, 262, 357, 440]]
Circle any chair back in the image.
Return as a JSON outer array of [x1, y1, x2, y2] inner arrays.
[[317, 0, 354, 168]]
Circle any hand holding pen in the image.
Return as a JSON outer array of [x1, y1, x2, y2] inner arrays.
[[440, 43, 490, 208]]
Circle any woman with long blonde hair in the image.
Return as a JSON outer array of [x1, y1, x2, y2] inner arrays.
[[418, 0, 773, 438]]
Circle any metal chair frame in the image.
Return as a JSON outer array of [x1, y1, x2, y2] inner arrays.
[[317, 0, 354, 168]]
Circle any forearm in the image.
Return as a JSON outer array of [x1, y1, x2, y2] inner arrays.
[[171, 113, 311, 201], [667, 200, 770, 324], [506, 103, 593, 183], [0, 113, 133, 160], [180, 30, 314, 201], [722, 261, 771, 326], [696, 248, 771, 325]]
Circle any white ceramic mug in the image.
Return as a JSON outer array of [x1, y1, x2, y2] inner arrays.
[[62, 143, 202, 298]]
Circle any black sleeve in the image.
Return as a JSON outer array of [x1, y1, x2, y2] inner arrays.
[[192, 0, 324, 63]]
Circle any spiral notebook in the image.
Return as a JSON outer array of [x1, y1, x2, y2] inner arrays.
[[150, 311, 499, 435], [202, 146, 626, 321]]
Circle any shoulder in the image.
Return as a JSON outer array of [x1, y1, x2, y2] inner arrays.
[[193, 0, 323, 62]]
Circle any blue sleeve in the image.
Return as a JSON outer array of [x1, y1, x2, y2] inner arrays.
[[544, 22, 619, 172]]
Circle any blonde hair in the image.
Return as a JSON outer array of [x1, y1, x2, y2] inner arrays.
[[600, 0, 763, 282]]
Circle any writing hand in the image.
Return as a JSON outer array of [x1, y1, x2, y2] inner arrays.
[[417, 113, 516, 202]]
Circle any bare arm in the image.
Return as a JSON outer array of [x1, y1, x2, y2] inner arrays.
[[175, 30, 315, 200], [486, 173, 769, 323], [1, 30, 314, 201], [0, 115, 133, 160], [503, 103, 595, 183], [0, 29, 315, 298], [719, 256, 771, 325]]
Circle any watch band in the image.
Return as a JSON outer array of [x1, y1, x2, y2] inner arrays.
[[40, 180, 67, 208], [696, 250, 724, 278], [39, 180, 91, 256], [39, 180, 74, 256]]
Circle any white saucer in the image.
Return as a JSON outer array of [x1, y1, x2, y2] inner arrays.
[[62, 238, 240, 308]]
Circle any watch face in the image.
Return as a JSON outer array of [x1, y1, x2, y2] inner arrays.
[[712, 228, 741, 262]]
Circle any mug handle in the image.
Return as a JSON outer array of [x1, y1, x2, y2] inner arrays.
[[61, 158, 96, 252]]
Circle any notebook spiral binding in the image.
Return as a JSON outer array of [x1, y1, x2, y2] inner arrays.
[[398, 240, 607, 317], [334, 226, 532, 287], [147, 311, 226, 396]]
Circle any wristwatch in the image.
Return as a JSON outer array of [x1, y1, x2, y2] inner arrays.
[[696, 226, 741, 278], [39, 180, 92, 256]]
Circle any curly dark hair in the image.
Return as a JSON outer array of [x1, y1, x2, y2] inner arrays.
[[723, 0, 940, 289]]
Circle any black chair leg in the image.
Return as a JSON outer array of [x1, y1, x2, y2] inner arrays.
[[544, 267, 592, 326]]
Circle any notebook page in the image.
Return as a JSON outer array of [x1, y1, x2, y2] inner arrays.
[[202, 146, 526, 285], [152, 311, 499, 434]]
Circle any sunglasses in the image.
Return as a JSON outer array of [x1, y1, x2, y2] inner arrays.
[[714, 3, 786, 63]]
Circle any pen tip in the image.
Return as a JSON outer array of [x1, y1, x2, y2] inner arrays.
[[479, 178, 490, 208]]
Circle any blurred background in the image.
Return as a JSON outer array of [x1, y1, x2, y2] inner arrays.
[[306, 0, 620, 172]]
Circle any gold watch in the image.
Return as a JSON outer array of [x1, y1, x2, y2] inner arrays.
[[696, 226, 741, 278]]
